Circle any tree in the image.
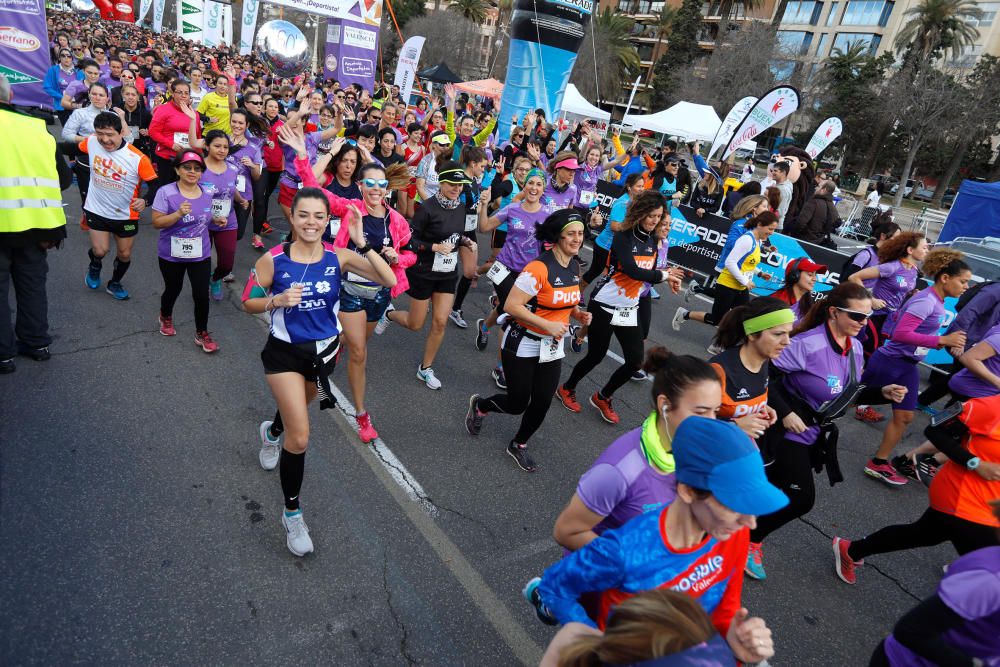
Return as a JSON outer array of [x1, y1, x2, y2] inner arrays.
[[894, 0, 982, 66], [389, 0, 426, 29], [449, 0, 490, 24], [570, 8, 640, 103], [714, 0, 765, 46], [406, 11, 485, 80], [649, 0, 702, 109]]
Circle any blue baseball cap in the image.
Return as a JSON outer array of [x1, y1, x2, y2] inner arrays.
[[672, 417, 788, 516]]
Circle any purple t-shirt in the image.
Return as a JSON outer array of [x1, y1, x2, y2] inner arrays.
[[151, 183, 214, 262], [145, 79, 167, 110], [775, 325, 864, 444], [494, 203, 552, 272], [543, 181, 580, 210], [950, 323, 1000, 398], [850, 246, 879, 289], [227, 141, 261, 200], [63, 79, 91, 104], [871, 260, 919, 315], [881, 287, 945, 361], [280, 130, 322, 188], [577, 426, 677, 537], [884, 546, 1000, 666], [55, 67, 77, 95], [199, 162, 242, 231], [573, 164, 604, 197]]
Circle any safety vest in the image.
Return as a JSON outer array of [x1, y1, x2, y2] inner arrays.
[[0, 110, 66, 234]]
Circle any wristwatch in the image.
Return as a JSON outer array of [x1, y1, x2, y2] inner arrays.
[[966, 456, 981, 470]]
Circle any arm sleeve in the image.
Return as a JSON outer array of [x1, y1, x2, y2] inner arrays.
[[474, 116, 497, 146], [892, 593, 980, 667], [403, 206, 433, 254], [724, 234, 755, 287], [138, 155, 157, 182], [537, 530, 628, 628], [610, 231, 662, 283], [925, 419, 974, 467], [445, 108, 457, 143], [890, 313, 940, 348], [691, 153, 709, 178]]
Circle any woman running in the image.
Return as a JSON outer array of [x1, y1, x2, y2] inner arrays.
[[556, 190, 675, 425], [401, 122, 426, 218], [479, 155, 531, 275], [150, 151, 218, 353], [949, 322, 1000, 399], [542, 151, 582, 210], [840, 216, 900, 282], [689, 194, 770, 302], [415, 131, 452, 202], [744, 283, 908, 580], [375, 162, 475, 390], [62, 82, 113, 228], [580, 173, 644, 299], [448, 146, 492, 330], [313, 138, 363, 201], [257, 97, 284, 242], [147, 78, 201, 205], [465, 209, 589, 471], [275, 100, 341, 222], [573, 136, 619, 211], [768, 256, 827, 323], [242, 188, 395, 556], [859, 250, 971, 485], [226, 109, 264, 243]]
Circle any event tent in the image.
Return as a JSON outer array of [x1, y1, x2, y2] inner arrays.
[[559, 84, 611, 122], [455, 78, 504, 101], [939, 179, 1000, 242], [416, 62, 463, 84], [622, 102, 722, 141]]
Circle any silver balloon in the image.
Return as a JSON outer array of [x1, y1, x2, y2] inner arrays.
[[71, 0, 97, 14], [255, 20, 310, 78]]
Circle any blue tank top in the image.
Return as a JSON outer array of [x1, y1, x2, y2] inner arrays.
[[268, 242, 342, 344]]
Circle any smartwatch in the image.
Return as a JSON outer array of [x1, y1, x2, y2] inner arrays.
[[966, 456, 981, 470]]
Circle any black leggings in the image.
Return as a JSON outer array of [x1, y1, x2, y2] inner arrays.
[[478, 350, 562, 444], [848, 507, 999, 561], [750, 437, 814, 544], [146, 153, 178, 206], [705, 283, 749, 326], [582, 245, 610, 285], [159, 257, 211, 331], [258, 170, 282, 230], [564, 302, 644, 399]]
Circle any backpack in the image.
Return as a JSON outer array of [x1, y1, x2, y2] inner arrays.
[[840, 246, 876, 282], [955, 280, 997, 313]]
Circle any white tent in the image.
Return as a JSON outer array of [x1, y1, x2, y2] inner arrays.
[[623, 102, 722, 142], [559, 84, 611, 122]]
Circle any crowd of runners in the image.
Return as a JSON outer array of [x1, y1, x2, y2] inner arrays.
[[6, 10, 999, 665]]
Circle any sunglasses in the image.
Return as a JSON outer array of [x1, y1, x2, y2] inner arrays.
[[95, 50, 104, 54], [178, 163, 204, 172], [836, 307, 872, 323], [370, 115, 381, 121], [246, 99, 262, 104], [60, 52, 71, 57], [362, 178, 389, 188]]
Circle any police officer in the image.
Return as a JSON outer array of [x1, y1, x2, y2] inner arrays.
[[0, 74, 73, 374]]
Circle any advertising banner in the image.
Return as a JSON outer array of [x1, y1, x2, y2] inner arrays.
[[178, 0, 205, 42], [0, 0, 50, 109], [221, 3, 232, 46], [138, 0, 153, 22], [805, 117, 843, 159], [393, 35, 424, 108], [266, 0, 382, 25], [203, 0, 222, 46], [153, 0, 166, 32], [238, 0, 259, 54], [323, 18, 378, 91], [722, 86, 800, 160], [709, 96, 756, 161]]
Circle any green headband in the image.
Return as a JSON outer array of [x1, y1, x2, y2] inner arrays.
[[743, 308, 795, 336], [525, 168, 546, 184], [562, 220, 585, 232]]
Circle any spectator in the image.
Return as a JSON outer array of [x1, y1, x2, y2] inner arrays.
[[789, 181, 841, 245]]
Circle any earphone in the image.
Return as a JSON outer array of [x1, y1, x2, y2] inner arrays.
[[786, 257, 803, 287]]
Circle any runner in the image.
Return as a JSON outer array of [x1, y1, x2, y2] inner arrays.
[[531, 416, 783, 664], [839, 217, 900, 282], [464, 209, 588, 471], [275, 99, 342, 222], [226, 109, 264, 243], [375, 162, 475, 390], [580, 173, 644, 299], [197, 72, 235, 134], [241, 189, 395, 556], [949, 322, 1000, 399], [556, 191, 677, 424], [573, 131, 621, 212], [449, 146, 492, 330], [859, 250, 971, 485], [80, 111, 157, 300], [62, 82, 113, 229], [444, 83, 495, 160], [401, 122, 426, 218], [150, 151, 218, 352], [542, 151, 583, 211], [414, 131, 452, 202], [146, 78, 201, 206], [257, 97, 284, 242], [479, 155, 531, 276], [767, 257, 827, 323]]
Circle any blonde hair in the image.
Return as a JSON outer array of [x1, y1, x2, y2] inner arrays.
[[548, 150, 578, 174], [921, 248, 968, 280], [732, 194, 767, 220]]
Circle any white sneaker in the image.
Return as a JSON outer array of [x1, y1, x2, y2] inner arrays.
[[281, 511, 314, 556], [417, 365, 442, 390], [375, 303, 394, 335], [671, 306, 688, 332], [449, 309, 469, 328], [258, 420, 281, 470], [682, 280, 699, 303], [707, 342, 725, 355], [649, 286, 660, 300]]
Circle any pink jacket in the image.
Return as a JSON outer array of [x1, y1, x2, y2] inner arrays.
[[294, 156, 416, 298], [149, 101, 201, 160]]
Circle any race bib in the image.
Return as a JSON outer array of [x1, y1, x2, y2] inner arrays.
[[578, 190, 595, 206], [328, 216, 341, 238], [915, 346, 930, 357], [236, 175, 247, 192], [611, 306, 638, 327], [539, 335, 565, 363], [170, 236, 202, 259], [486, 260, 511, 285], [211, 198, 231, 219], [173, 132, 190, 149], [465, 213, 478, 232], [432, 251, 458, 273], [128, 126, 140, 142]]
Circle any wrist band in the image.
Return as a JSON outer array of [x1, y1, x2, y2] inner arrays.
[[357, 243, 373, 254], [743, 309, 795, 336]]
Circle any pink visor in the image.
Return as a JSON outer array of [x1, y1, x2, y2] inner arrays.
[[177, 151, 204, 166], [553, 157, 580, 170]]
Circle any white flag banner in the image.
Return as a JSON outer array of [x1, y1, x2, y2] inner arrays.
[[239, 0, 260, 55], [709, 96, 756, 160], [153, 0, 166, 32], [177, 0, 205, 43], [722, 86, 800, 161], [805, 117, 843, 159], [203, 1, 223, 47], [222, 3, 233, 46], [138, 0, 153, 22], [393, 35, 425, 105]]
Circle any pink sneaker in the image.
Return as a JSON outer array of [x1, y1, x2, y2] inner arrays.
[[833, 537, 857, 584], [251, 236, 265, 250], [194, 330, 219, 353], [356, 411, 378, 444], [855, 406, 885, 423], [158, 315, 176, 336], [864, 459, 908, 486]]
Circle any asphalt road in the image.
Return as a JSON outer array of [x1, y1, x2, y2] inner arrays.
[[1, 183, 955, 666]]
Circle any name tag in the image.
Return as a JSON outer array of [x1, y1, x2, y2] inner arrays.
[[486, 260, 511, 285], [328, 216, 341, 238], [211, 198, 231, 219], [610, 306, 638, 327], [174, 132, 190, 149], [432, 251, 458, 273], [170, 235, 202, 259], [539, 335, 565, 363], [579, 190, 595, 206], [236, 175, 247, 192], [128, 125, 139, 142], [465, 213, 478, 232]]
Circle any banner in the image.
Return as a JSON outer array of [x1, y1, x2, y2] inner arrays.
[[392, 35, 424, 107], [138, 0, 153, 22], [153, 0, 166, 32], [221, 3, 232, 46], [177, 0, 204, 42], [266, 0, 382, 25], [805, 117, 843, 160], [323, 18, 378, 92], [709, 96, 757, 161], [722, 86, 800, 161], [0, 0, 50, 109], [203, 0, 222, 46], [238, 0, 259, 54]]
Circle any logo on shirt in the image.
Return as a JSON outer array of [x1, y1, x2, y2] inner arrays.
[[315, 281, 331, 294], [553, 277, 563, 286], [324, 266, 337, 276], [736, 388, 750, 400], [896, 275, 909, 287], [670, 555, 725, 594], [827, 375, 843, 395], [281, 272, 291, 278]]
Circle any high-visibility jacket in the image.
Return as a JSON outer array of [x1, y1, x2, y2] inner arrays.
[[0, 109, 66, 234]]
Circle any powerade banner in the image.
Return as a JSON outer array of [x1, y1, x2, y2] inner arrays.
[[722, 86, 800, 160], [496, 0, 594, 142], [323, 18, 378, 92], [708, 96, 756, 160], [805, 117, 843, 159], [0, 0, 50, 109]]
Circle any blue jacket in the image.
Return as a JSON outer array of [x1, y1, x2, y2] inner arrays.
[[44, 65, 80, 111]]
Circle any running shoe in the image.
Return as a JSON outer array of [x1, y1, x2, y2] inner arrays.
[[557, 386, 581, 413], [194, 330, 219, 353], [631, 369, 647, 381], [569, 325, 584, 353], [590, 392, 620, 425], [0, 358, 14, 374], [492, 366, 507, 390], [507, 441, 536, 472], [915, 403, 939, 417], [261, 221, 274, 235], [85, 265, 101, 289], [891, 454, 918, 482], [417, 365, 441, 390], [914, 454, 940, 486], [282, 510, 314, 556], [251, 236, 265, 250], [474, 318, 489, 351], [682, 279, 700, 303], [671, 306, 688, 332], [375, 304, 394, 335], [106, 281, 129, 300], [488, 294, 499, 310], [864, 459, 908, 486], [17, 344, 50, 361], [745, 542, 766, 580], [222, 272, 236, 284], [855, 406, 885, 423], [210, 279, 224, 301], [449, 309, 468, 329], [79, 213, 89, 230], [649, 286, 660, 300], [258, 420, 281, 470], [832, 537, 857, 584], [355, 411, 378, 444], [707, 342, 725, 356], [158, 315, 176, 336], [522, 577, 558, 626], [465, 394, 484, 436]]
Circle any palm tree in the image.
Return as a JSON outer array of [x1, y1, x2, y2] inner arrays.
[[449, 0, 490, 24], [894, 0, 982, 65], [714, 0, 764, 45], [570, 8, 640, 103]]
